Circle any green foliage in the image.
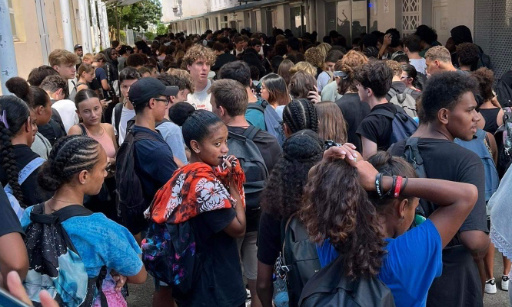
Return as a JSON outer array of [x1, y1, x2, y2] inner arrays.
[[156, 22, 168, 36], [107, 0, 162, 32]]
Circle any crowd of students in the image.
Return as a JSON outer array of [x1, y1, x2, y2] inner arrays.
[[1, 22, 512, 307]]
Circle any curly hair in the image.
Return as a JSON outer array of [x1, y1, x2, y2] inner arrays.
[[38, 135, 101, 192], [385, 60, 402, 77], [283, 98, 318, 134], [315, 101, 347, 144], [304, 47, 324, 69], [355, 60, 393, 98], [182, 44, 216, 67], [335, 50, 368, 94], [472, 67, 495, 102], [300, 158, 386, 278], [0, 96, 32, 207], [261, 130, 323, 219], [419, 71, 478, 123], [456, 43, 480, 70]]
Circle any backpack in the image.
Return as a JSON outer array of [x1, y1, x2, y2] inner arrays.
[[114, 102, 123, 137], [38, 108, 67, 146], [494, 107, 512, 177], [227, 126, 269, 215], [277, 213, 321, 307], [455, 129, 499, 201], [247, 100, 286, 146], [370, 105, 418, 145], [24, 204, 107, 307], [5, 157, 45, 220], [495, 71, 512, 108], [298, 255, 395, 307], [142, 220, 203, 299], [116, 129, 160, 233], [388, 88, 418, 118]]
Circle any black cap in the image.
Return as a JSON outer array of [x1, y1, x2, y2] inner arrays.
[[128, 77, 179, 107], [74, 44, 82, 50]]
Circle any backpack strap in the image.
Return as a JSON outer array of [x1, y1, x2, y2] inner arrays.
[[114, 102, 123, 134], [242, 125, 260, 141], [52, 204, 94, 222], [247, 102, 265, 114], [403, 87, 415, 96], [404, 137, 426, 178], [4, 157, 45, 194], [79, 124, 87, 136]]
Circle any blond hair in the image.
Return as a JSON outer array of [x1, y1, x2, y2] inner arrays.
[[385, 60, 402, 77], [48, 49, 79, 67], [289, 61, 317, 78], [82, 53, 94, 62], [305, 47, 324, 69], [425, 46, 451, 63], [167, 68, 195, 93], [182, 44, 216, 67]]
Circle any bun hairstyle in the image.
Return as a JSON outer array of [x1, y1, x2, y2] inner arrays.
[[38, 135, 101, 192], [169, 102, 195, 126], [300, 157, 386, 278], [181, 110, 223, 150], [0, 95, 32, 207], [261, 129, 324, 219], [283, 98, 319, 134], [30, 86, 51, 109], [5, 77, 33, 105]]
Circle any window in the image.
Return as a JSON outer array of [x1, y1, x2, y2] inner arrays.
[[7, 0, 18, 40]]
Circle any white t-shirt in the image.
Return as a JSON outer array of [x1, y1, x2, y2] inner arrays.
[[111, 106, 136, 146], [52, 99, 79, 133], [187, 79, 212, 111], [410, 58, 427, 75]]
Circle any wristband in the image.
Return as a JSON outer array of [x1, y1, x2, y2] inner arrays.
[[375, 173, 383, 197], [384, 175, 396, 198], [402, 177, 408, 192], [394, 176, 403, 198]]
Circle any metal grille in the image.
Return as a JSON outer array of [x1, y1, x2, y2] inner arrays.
[[402, 0, 422, 35], [475, 0, 512, 79]]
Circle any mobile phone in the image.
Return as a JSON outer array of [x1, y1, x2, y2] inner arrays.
[[0, 287, 31, 307]]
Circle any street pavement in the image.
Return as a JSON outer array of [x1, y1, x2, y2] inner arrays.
[[127, 248, 510, 306]]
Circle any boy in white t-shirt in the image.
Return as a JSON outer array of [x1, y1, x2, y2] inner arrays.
[[112, 67, 141, 146], [404, 34, 427, 75], [183, 44, 217, 111]]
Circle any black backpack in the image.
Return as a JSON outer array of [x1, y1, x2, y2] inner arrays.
[[115, 129, 160, 233], [24, 204, 108, 307], [38, 108, 67, 146], [227, 126, 268, 216], [298, 255, 395, 307], [278, 214, 321, 307], [494, 107, 512, 177], [370, 105, 418, 145]]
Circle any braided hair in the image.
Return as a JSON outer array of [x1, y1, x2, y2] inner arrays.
[[182, 110, 223, 150], [38, 135, 101, 192], [0, 96, 32, 207], [282, 98, 318, 134]]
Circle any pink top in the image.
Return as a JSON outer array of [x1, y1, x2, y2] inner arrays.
[[84, 125, 116, 159]]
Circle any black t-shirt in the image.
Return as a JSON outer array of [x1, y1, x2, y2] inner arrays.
[[257, 212, 282, 266], [335, 93, 370, 150], [389, 138, 487, 307], [228, 126, 282, 232], [356, 103, 396, 152], [480, 108, 500, 134], [0, 145, 52, 207], [0, 185, 23, 237], [179, 208, 246, 307]]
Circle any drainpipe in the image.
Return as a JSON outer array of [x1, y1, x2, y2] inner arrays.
[[60, 0, 74, 51], [90, 0, 100, 52], [0, 0, 18, 94], [84, 0, 93, 53]]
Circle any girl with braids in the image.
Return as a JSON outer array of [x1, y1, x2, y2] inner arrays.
[[144, 110, 247, 307], [256, 130, 324, 307], [282, 98, 318, 137], [6, 77, 53, 159], [68, 89, 118, 220], [0, 92, 51, 210], [21, 135, 147, 306], [301, 147, 477, 307]]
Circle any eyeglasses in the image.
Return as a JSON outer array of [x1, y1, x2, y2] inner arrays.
[[154, 97, 170, 106]]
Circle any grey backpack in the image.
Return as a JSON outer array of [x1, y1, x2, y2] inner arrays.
[[389, 88, 418, 118]]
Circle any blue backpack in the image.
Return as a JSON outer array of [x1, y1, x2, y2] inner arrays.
[[370, 105, 418, 145], [247, 100, 286, 146], [5, 157, 45, 220], [455, 129, 499, 201]]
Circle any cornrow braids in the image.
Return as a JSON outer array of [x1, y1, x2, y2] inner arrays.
[[38, 135, 101, 192], [0, 96, 31, 208], [283, 99, 319, 134]]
